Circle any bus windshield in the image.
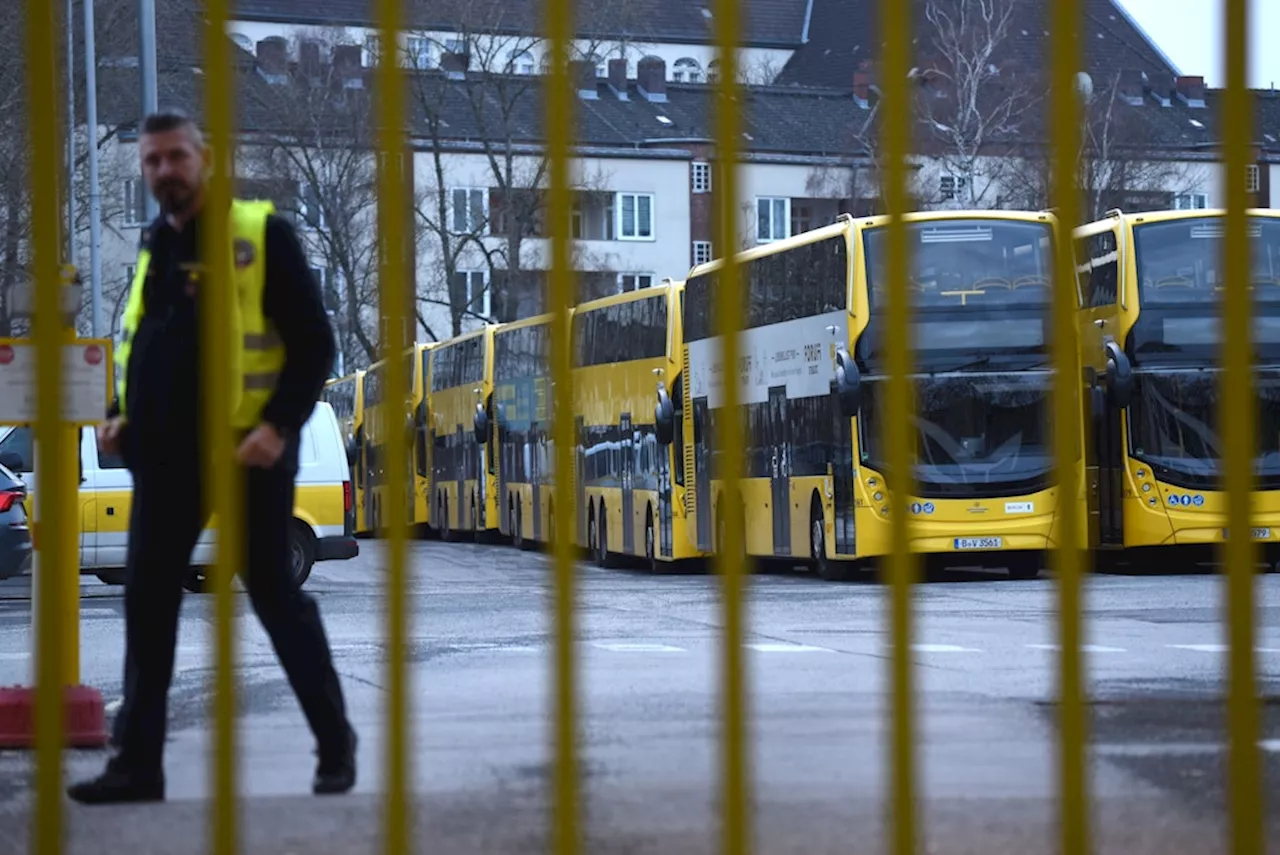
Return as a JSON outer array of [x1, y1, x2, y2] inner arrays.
[[1128, 368, 1280, 488], [864, 219, 1053, 312], [1133, 216, 1280, 306]]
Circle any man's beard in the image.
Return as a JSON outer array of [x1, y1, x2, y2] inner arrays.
[[154, 181, 195, 216]]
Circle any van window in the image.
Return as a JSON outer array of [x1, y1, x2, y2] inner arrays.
[[0, 428, 33, 472]]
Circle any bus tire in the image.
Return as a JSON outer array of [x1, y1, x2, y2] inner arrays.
[[471, 496, 481, 543], [812, 498, 854, 582], [645, 507, 658, 573], [512, 500, 525, 550], [595, 501, 611, 568]]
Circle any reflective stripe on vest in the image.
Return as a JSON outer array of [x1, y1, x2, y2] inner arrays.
[[114, 199, 285, 429]]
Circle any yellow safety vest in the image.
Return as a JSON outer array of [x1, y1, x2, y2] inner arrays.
[[114, 199, 286, 430]]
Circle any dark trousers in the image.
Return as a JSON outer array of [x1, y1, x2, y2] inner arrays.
[[111, 446, 350, 776]]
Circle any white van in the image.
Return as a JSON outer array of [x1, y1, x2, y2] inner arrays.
[[0, 401, 359, 591]]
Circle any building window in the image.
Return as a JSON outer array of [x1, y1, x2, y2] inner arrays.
[[692, 241, 713, 266], [364, 34, 379, 66], [123, 179, 146, 226], [616, 192, 654, 240], [756, 197, 789, 243], [618, 273, 654, 292], [940, 175, 967, 202], [791, 203, 813, 235], [406, 36, 432, 69], [673, 57, 703, 83], [450, 187, 489, 234], [454, 269, 490, 317], [1247, 164, 1261, 194], [692, 162, 711, 194], [125, 264, 136, 285], [297, 183, 325, 230], [510, 50, 535, 75], [1174, 193, 1208, 210]]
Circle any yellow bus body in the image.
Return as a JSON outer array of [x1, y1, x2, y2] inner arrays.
[[364, 344, 431, 533], [1075, 207, 1280, 558]]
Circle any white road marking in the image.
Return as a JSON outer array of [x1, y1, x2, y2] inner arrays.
[[591, 643, 685, 653], [1027, 644, 1127, 653], [912, 644, 982, 653], [747, 643, 832, 653], [1261, 739, 1280, 753], [0, 652, 28, 660], [1167, 644, 1227, 652]]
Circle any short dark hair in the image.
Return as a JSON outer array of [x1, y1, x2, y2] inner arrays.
[[141, 109, 199, 136]]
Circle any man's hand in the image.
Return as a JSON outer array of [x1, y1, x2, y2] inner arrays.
[[236, 422, 286, 468], [96, 417, 125, 456]]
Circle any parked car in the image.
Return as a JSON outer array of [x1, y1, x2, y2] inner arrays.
[[0, 455, 32, 582]]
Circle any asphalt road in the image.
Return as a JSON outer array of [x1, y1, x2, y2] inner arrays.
[[0, 541, 1276, 854]]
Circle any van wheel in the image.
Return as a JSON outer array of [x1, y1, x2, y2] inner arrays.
[[290, 521, 317, 587], [95, 571, 126, 586], [182, 568, 209, 594]]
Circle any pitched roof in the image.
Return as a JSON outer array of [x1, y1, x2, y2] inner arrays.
[[776, 0, 1182, 91], [230, 0, 813, 48]]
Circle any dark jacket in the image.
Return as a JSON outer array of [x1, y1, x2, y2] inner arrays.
[[109, 208, 335, 470]]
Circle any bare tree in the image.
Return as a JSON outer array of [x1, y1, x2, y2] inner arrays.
[[914, 0, 1038, 208]]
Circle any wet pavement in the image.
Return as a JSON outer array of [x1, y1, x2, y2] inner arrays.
[[0, 540, 1276, 853]]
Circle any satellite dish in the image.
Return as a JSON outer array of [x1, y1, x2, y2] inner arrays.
[[1075, 71, 1094, 101]]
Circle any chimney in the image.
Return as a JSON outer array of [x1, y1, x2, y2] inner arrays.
[[255, 37, 287, 77], [300, 41, 321, 81], [853, 60, 875, 108], [607, 57, 629, 100], [1117, 69, 1145, 106], [332, 44, 364, 88], [637, 56, 667, 102], [571, 59, 598, 99], [1175, 75, 1206, 107]]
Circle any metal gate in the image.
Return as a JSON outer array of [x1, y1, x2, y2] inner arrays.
[[17, 1, 1266, 854]]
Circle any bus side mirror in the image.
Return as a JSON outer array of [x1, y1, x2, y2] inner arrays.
[[655, 385, 675, 445], [1104, 340, 1133, 409], [834, 348, 861, 418], [473, 403, 490, 443]]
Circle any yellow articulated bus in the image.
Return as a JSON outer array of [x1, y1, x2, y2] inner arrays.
[[363, 343, 433, 535], [683, 211, 1073, 580], [492, 313, 557, 549], [322, 370, 368, 535], [573, 280, 704, 569], [1076, 207, 1280, 568], [426, 325, 499, 540]]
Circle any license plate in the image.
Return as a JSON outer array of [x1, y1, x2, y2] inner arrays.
[[954, 537, 1003, 550], [1222, 528, 1272, 540]]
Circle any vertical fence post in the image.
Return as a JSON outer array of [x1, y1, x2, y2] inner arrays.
[[373, 3, 411, 854], [878, 0, 916, 852], [199, 2, 240, 854], [543, 0, 580, 853], [1047, 1, 1088, 853], [709, 1, 749, 854], [26, 0, 69, 852], [1220, 2, 1262, 853]]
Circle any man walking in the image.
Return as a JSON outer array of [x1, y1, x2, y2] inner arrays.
[[68, 109, 356, 803]]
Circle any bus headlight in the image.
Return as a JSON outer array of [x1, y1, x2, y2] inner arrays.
[[1142, 483, 1152, 493], [880, 506, 889, 516], [1148, 496, 1158, 507], [868, 477, 879, 488], [873, 491, 884, 502]]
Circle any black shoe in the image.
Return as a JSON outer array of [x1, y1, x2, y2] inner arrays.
[[313, 726, 356, 795], [67, 766, 165, 805]]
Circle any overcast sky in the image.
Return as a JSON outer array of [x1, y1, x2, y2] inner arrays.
[[1115, 0, 1280, 89]]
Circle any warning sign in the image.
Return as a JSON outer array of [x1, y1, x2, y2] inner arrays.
[[0, 339, 112, 425]]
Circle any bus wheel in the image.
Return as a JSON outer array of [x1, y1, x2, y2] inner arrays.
[[513, 501, 526, 551], [812, 500, 854, 582], [595, 503, 610, 568], [645, 508, 658, 573], [471, 497, 481, 543], [1008, 554, 1041, 580]]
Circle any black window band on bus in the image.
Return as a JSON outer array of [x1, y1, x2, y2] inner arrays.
[[432, 334, 488, 392], [572, 293, 668, 368], [495, 322, 551, 383]]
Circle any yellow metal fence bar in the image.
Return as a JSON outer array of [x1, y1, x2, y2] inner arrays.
[[200, 2, 240, 853], [710, 1, 749, 853], [1047, 0, 1088, 853], [1220, 1, 1263, 853], [543, 0, 581, 851], [26, 0, 68, 853], [878, 0, 916, 852], [374, 1, 411, 853]]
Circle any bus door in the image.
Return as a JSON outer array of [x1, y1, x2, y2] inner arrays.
[[620, 413, 635, 555], [832, 401, 856, 555], [457, 425, 469, 530], [575, 416, 587, 548], [769, 386, 791, 556], [693, 397, 712, 552], [1087, 376, 1125, 545], [529, 422, 542, 541]]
